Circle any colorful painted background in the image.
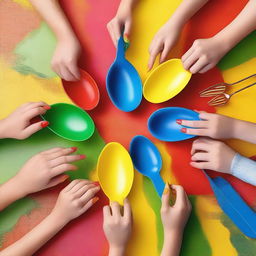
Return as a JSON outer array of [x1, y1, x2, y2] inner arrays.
[[1, 0, 256, 255]]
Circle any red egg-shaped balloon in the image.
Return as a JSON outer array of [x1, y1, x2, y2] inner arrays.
[[62, 69, 100, 110]]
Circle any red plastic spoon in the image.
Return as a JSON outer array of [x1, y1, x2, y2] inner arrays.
[[62, 69, 100, 111]]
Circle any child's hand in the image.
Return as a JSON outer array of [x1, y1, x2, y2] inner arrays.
[[161, 184, 191, 236], [51, 36, 81, 81], [0, 102, 50, 140], [190, 138, 236, 173], [51, 179, 100, 224], [181, 36, 229, 74], [178, 111, 236, 139], [14, 147, 85, 196], [107, 1, 134, 47], [148, 21, 181, 70], [103, 199, 132, 255]]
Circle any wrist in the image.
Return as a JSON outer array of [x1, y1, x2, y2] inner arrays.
[[109, 245, 126, 256], [164, 228, 183, 242], [49, 209, 70, 227], [212, 32, 233, 54], [0, 119, 8, 139]]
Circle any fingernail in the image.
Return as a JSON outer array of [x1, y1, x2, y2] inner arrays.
[[92, 197, 99, 204], [163, 183, 170, 194], [93, 181, 100, 186], [43, 105, 51, 110], [123, 33, 129, 43], [71, 147, 78, 152], [181, 128, 187, 133], [41, 121, 49, 128], [176, 119, 182, 125], [79, 154, 86, 159], [61, 175, 69, 182]]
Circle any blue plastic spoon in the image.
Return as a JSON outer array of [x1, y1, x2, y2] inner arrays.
[[203, 170, 256, 238], [148, 107, 200, 142], [106, 36, 142, 112], [130, 135, 165, 197]]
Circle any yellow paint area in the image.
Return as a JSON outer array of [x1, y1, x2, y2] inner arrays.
[[0, 59, 72, 119], [219, 58, 256, 157], [196, 195, 238, 256], [156, 142, 178, 185], [12, 0, 33, 9]]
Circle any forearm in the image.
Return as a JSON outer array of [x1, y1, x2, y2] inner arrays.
[[214, 0, 256, 50], [0, 212, 67, 256], [161, 230, 183, 256], [231, 153, 256, 186], [168, 0, 209, 28], [109, 246, 126, 256], [232, 119, 256, 144], [29, 0, 76, 40], [0, 178, 25, 211]]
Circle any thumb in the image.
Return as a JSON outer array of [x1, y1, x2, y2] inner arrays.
[[46, 174, 69, 189], [124, 20, 132, 41]]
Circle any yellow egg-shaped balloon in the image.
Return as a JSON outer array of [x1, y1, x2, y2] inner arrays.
[[97, 142, 134, 205], [143, 59, 192, 103]]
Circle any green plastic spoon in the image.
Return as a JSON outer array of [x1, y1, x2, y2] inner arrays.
[[41, 103, 95, 141]]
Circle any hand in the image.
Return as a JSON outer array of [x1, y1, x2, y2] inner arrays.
[[148, 21, 182, 70], [13, 147, 85, 196], [161, 184, 191, 236], [178, 111, 236, 139], [190, 138, 236, 173], [51, 35, 81, 81], [51, 179, 100, 224], [103, 199, 132, 255], [107, 0, 134, 47], [181, 36, 229, 74], [0, 102, 51, 140]]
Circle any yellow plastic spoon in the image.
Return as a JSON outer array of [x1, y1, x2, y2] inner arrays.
[[97, 142, 134, 205], [143, 59, 192, 103]]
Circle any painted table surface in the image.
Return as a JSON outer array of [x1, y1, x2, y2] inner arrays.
[[1, 0, 256, 255]]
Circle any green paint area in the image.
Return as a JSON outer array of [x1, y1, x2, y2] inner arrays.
[[218, 31, 256, 71], [180, 197, 211, 256], [143, 177, 164, 253], [0, 128, 105, 182], [0, 198, 37, 246], [13, 22, 57, 78], [221, 213, 256, 256], [142, 179, 211, 256], [0, 128, 105, 246]]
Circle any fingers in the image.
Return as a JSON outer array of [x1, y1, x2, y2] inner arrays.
[[80, 186, 100, 202], [64, 179, 92, 193], [199, 63, 215, 74], [161, 183, 171, 211], [181, 127, 208, 136], [123, 198, 132, 221], [110, 201, 121, 217], [25, 107, 47, 120], [171, 185, 187, 207], [103, 205, 111, 218], [181, 46, 194, 63], [46, 174, 69, 188], [52, 163, 78, 177], [191, 152, 209, 162], [182, 51, 199, 71], [190, 161, 211, 170], [59, 65, 77, 82], [159, 41, 172, 63], [48, 147, 78, 160], [191, 139, 211, 155], [68, 62, 81, 81], [82, 196, 99, 212], [124, 20, 132, 38], [148, 42, 163, 70], [179, 120, 208, 128], [50, 154, 84, 167], [189, 56, 208, 74], [75, 183, 98, 198], [22, 121, 48, 138]]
